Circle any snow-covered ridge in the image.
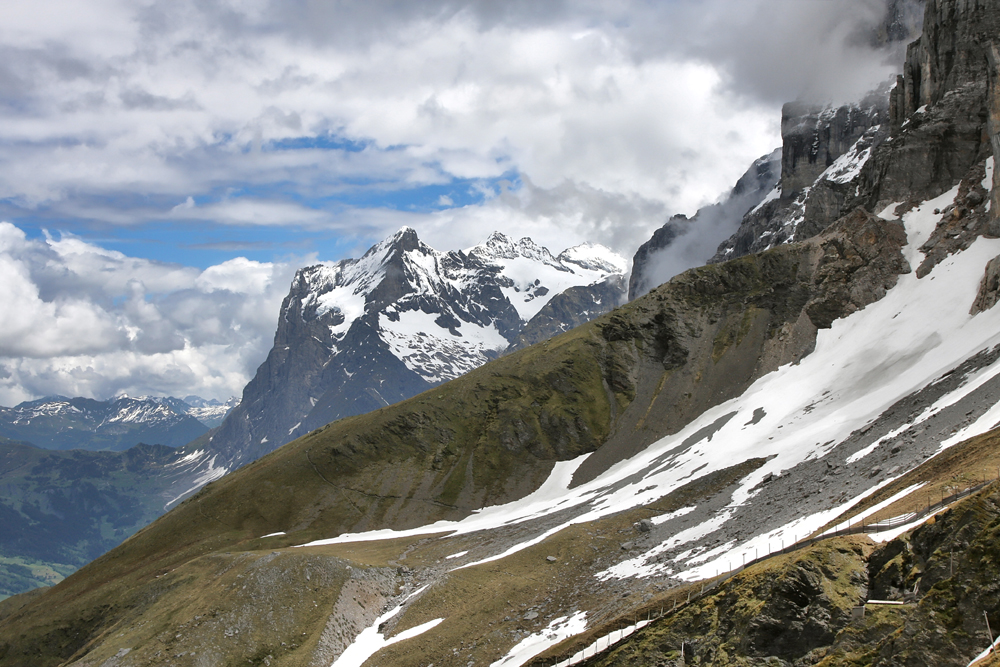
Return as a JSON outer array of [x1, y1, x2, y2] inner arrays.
[[293, 228, 627, 383], [293, 178, 1000, 665], [0, 394, 238, 431]]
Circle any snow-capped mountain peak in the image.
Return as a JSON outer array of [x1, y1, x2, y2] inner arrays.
[[558, 242, 630, 275], [205, 227, 629, 469]]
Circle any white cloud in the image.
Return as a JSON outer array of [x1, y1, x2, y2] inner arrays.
[[0, 0, 908, 248], [0, 0, 916, 404], [0, 222, 300, 405]]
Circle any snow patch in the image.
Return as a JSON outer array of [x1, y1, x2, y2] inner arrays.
[[491, 612, 588, 667], [750, 185, 781, 215], [330, 586, 440, 667], [650, 505, 697, 526], [379, 309, 508, 384]]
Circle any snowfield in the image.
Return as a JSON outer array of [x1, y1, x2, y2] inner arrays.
[[296, 174, 1000, 665]]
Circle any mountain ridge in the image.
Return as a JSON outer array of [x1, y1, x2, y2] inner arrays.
[[4, 1, 1000, 665], [203, 228, 628, 472], [0, 395, 212, 452]]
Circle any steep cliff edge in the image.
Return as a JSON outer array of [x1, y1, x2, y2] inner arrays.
[[713, 0, 997, 267], [629, 150, 780, 300]]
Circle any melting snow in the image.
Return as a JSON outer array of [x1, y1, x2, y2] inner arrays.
[[164, 453, 228, 509], [330, 586, 441, 667], [650, 505, 697, 526], [490, 612, 588, 667], [298, 183, 1000, 629]]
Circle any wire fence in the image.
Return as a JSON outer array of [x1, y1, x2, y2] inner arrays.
[[533, 478, 995, 666]]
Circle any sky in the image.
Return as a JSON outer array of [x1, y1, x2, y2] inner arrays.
[[0, 0, 915, 405]]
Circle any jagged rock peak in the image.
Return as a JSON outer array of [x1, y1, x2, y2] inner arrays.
[[202, 226, 628, 471], [466, 231, 557, 264]]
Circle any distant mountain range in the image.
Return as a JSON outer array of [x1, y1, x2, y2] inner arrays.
[[0, 394, 239, 452]]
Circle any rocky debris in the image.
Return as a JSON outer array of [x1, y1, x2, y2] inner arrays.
[[313, 567, 401, 666], [634, 519, 652, 533], [971, 254, 1000, 315]]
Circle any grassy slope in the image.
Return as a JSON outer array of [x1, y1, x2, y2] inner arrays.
[[0, 215, 909, 665]]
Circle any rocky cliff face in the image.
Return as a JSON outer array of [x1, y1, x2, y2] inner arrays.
[[628, 149, 780, 300], [708, 1, 950, 265], [780, 96, 889, 198], [711, 89, 893, 263], [205, 229, 627, 470]]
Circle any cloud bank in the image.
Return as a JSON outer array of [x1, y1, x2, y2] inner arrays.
[[0, 223, 301, 405], [0, 0, 919, 403]]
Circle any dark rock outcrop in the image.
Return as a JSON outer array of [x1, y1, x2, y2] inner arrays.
[[712, 89, 892, 264], [988, 41, 1000, 213], [971, 253, 1000, 315], [780, 97, 888, 198]]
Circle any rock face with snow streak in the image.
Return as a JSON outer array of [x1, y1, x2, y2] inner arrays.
[[206, 228, 627, 468], [708, 1, 929, 265], [628, 149, 780, 300], [710, 88, 893, 263]]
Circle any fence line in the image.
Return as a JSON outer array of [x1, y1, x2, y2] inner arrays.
[[537, 479, 994, 666]]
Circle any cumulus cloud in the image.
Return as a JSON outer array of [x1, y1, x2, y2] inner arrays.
[[0, 0, 913, 243], [0, 222, 302, 405], [0, 0, 921, 403]]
